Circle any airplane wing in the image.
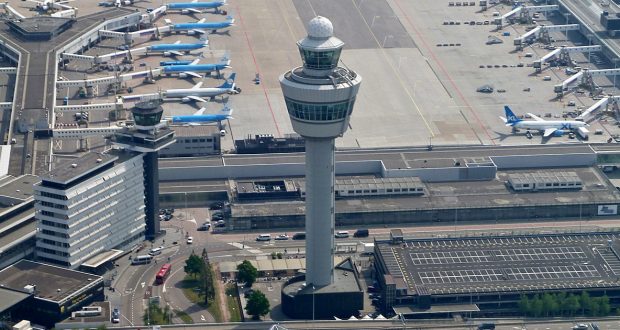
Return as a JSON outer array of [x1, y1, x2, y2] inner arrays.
[[543, 128, 557, 137], [192, 0, 197, 2], [182, 71, 202, 78], [169, 50, 183, 56], [191, 81, 203, 89], [174, 40, 181, 44], [193, 107, 207, 116], [187, 8, 202, 13], [527, 113, 545, 121], [186, 95, 208, 103], [198, 18, 207, 23], [191, 29, 207, 35], [190, 58, 200, 65]]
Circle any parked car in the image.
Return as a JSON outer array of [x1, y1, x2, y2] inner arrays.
[[111, 308, 120, 323], [186, 236, 193, 244], [209, 201, 226, 210], [292, 232, 306, 240], [275, 234, 290, 240], [354, 229, 369, 237], [335, 231, 350, 238], [197, 222, 211, 231]]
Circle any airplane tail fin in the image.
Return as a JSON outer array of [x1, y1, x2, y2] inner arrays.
[[226, 15, 235, 24], [200, 37, 209, 46], [219, 73, 236, 89], [504, 106, 521, 125], [221, 104, 233, 117]]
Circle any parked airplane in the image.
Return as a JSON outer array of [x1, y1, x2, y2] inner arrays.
[[167, 0, 227, 14], [30, 0, 73, 11], [164, 73, 237, 102], [160, 60, 194, 66], [168, 105, 233, 125], [146, 40, 208, 57], [161, 54, 231, 78], [500, 106, 587, 138], [165, 16, 235, 35]]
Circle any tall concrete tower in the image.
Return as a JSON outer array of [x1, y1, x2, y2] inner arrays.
[[280, 17, 362, 287], [112, 100, 176, 240]]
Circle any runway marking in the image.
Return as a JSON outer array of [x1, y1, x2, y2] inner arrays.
[[200, 315, 206, 321], [232, 2, 282, 137], [352, 0, 435, 137], [391, 0, 495, 144]]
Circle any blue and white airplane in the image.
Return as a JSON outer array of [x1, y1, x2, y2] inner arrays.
[[159, 60, 194, 66], [500, 106, 587, 138], [164, 73, 237, 102], [161, 54, 231, 78], [146, 40, 208, 57], [165, 16, 235, 35], [167, 0, 227, 14], [168, 105, 233, 125]]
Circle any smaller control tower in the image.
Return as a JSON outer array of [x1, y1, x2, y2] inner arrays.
[[279, 16, 363, 319], [112, 100, 175, 240]]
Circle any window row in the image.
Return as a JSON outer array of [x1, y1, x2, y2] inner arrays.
[[299, 48, 341, 70], [286, 98, 355, 122]]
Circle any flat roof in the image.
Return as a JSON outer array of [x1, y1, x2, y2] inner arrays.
[[0, 260, 102, 303], [9, 16, 73, 33], [376, 232, 620, 296], [232, 166, 620, 216], [393, 304, 480, 315], [0, 287, 31, 313], [282, 258, 361, 295], [0, 175, 39, 204], [82, 249, 124, 268], [40, 153, 117, 185], [0, 220, 36, 253], [171, 125, 220, 137]]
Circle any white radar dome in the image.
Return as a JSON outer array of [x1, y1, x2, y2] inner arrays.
[[307, 16, 333, 39]]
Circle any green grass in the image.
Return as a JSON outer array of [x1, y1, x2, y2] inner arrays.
[[180, 276, 208, 308], [225, 284, 243, 322], [173, 310, 193, 324]]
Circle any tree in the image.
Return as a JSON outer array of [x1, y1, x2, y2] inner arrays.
[[518, 295, 531, 316], [531, 295, 543, 317], [245, 290, 270, 320], [184, 254, 203, 278], [237, 260, 258, 287], [580, 291, 591, 316], [599, 295, 611, 316], [566, 294, 581, 316], [542, 293, 555, 317]]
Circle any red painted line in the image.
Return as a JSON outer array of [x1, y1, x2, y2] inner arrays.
[[392, 0, 496, 145], [233, 3, 282, 137]]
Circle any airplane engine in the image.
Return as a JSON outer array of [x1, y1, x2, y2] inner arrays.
[[123, 0, 132, 4], [179, 73, 188, 78], [181, 97, 190, 103], [187, 30, 196, 36], [181, 9, 190, 14], [163, 51, 171, 57], [553, 130, 564, 137]]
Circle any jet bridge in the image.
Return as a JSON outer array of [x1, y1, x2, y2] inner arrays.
[[56, 68, 162, 92], [577, 95, 620, 120], [0, 3, 25, 19], [494, 5, 558, 27], [554, 68, 620, 96], [53, 127, 124, 140], [533, 45, 602, 72], [0, 67, 17, 74], [140, 6, 167, 25], [514, 24, 580, 49]]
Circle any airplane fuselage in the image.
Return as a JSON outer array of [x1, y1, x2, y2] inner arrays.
[[148, 43, 205, 52], [167, 1, 225, 9], [162, 64, 229, 73], [172, 22, 233, 31], [171, 114, 229, 123], [511, 120, 586, 131]]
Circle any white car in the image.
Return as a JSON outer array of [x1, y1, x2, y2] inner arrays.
[[335, 231, 350, 238], [186, 236, 193, 244], [275, 234, 289, 240]]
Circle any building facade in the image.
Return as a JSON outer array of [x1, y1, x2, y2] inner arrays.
[[34, 152, 145, 268], [159, 125, 221, 157]]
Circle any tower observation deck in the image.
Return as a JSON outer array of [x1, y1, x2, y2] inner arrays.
[[279, 16, 363, 319]]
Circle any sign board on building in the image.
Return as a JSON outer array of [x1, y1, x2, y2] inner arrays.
[[598, 205, 618, 215]]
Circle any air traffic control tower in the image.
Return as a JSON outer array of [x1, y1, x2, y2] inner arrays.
[[112, 100, 175, 240], [279, 16, 363, 319]]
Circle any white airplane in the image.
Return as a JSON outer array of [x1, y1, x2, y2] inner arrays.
[[164, 73, 237, 103], [29, 0, 73, 12], [98, 0, 141, 7], [500, 106, 587, 138]]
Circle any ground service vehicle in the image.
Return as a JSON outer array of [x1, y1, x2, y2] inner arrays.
[[155, 263, 172, 285], [256, 234, 271, 241], [132, 255, 153, 265]]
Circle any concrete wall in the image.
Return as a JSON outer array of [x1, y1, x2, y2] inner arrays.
[[492, 153, 597, 169], [383, 165, 496, 182]]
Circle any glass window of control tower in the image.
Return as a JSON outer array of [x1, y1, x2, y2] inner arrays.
[[133, 113, 162, 126], [299, 48, 341, 70], [285, 98, 355, 121]]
